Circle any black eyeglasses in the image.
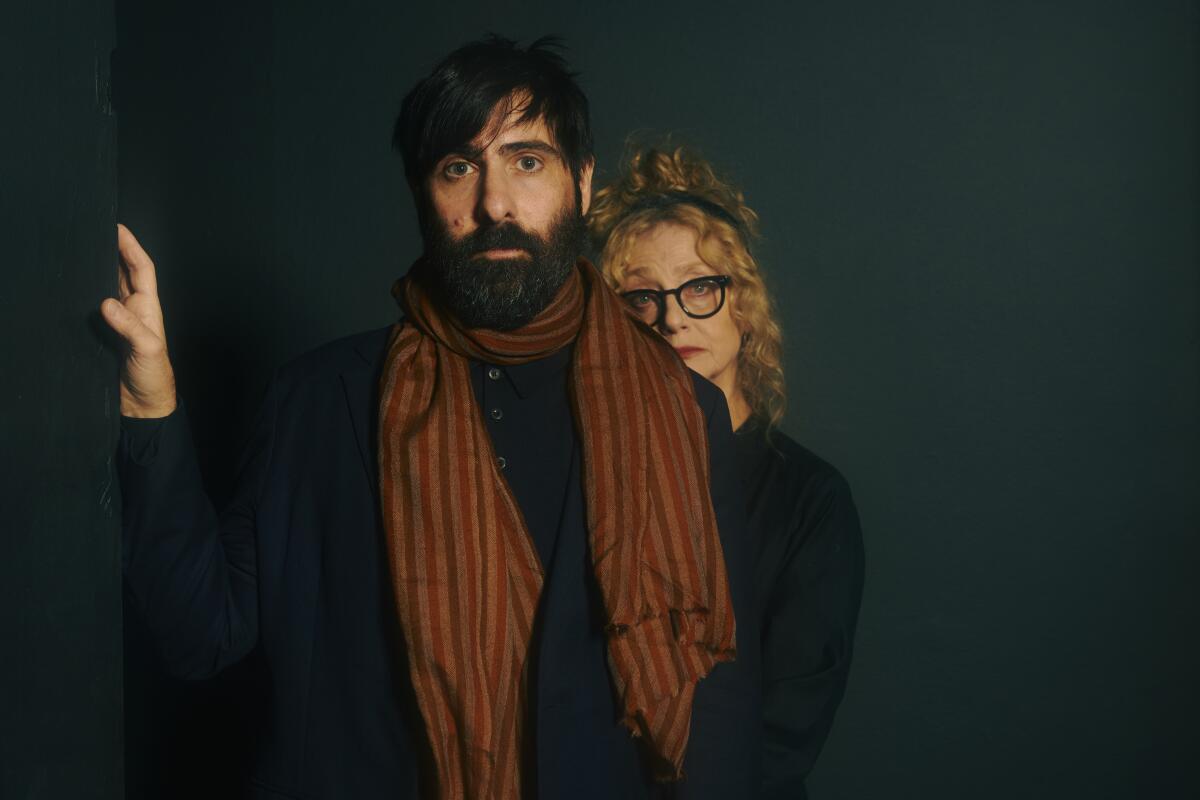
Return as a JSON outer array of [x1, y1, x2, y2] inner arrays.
[[619, 275, 731, 328]]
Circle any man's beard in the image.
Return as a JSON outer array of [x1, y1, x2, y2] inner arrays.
[[421, 206, 587, 331]]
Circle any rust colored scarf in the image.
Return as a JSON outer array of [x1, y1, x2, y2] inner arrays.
[[378, 259, 735, 798]]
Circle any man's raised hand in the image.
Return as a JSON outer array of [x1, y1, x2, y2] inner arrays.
[[100, 224, 178, 418]]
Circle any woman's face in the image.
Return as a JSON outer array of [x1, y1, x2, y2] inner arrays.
[[618, 223, 743, 399]]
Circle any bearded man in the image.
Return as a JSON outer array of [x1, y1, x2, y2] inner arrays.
[[103, 36, 759, 800]]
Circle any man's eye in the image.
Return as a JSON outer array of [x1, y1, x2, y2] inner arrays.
[[444, 161, 474, 178], [517, 156, 542, 171], [687, 281, 715, 295]]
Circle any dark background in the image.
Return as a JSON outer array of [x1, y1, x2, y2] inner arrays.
[[1, 1, 123, 798], [3, 1, 1196, 798]]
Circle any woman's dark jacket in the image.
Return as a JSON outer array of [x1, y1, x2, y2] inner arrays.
[[734, 417, 865, 799]]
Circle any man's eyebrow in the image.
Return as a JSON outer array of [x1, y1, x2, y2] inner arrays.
[[435, 140, 561, 170], [437, 146, 483, 165], [497, 140, 562, 159]]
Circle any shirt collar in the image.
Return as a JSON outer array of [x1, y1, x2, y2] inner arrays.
[[478, 343, 573, 400]]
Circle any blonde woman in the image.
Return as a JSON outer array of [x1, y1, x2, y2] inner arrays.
[[589, 147, 865, 799]]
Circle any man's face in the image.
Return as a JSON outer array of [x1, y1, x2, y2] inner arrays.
[[421, 101, 594, 330]]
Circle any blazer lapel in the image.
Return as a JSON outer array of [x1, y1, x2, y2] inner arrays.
[[341, 329, 390, 503]]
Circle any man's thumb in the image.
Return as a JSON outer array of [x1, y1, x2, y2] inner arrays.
[[100, 298, 146, 344]]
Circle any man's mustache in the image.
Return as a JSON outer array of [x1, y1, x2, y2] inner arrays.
[[464, 223, 544, 256]]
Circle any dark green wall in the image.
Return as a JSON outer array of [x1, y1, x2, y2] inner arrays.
[[0, 1, 123, 798], [115, 2, 1199, 797]]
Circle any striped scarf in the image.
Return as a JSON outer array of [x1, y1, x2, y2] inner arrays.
[[378, 258, 736, 798]]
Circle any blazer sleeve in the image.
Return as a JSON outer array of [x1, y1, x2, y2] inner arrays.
[[118, 381, 278, 680], [761, 467, 864, 798], [673, 377, 763, 799]]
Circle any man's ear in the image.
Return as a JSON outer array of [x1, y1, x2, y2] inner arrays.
[[578, 157, 595, 216]]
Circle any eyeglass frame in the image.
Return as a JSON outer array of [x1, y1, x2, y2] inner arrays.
[[619, 274, 732, 328]]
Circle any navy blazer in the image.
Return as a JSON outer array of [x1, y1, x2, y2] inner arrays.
[[120, 325, 761, 800]]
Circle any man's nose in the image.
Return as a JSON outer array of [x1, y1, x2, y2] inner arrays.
[[657, 295, 689, 335], [475, 167, 517, 225]]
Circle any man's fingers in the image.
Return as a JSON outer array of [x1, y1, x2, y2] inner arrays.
[[117, 224, 159, 297], [100, 297, 157, 351], [117, 257, 132, 301]]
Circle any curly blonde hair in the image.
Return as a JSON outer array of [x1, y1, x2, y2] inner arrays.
[[589, 146, 786, 428]]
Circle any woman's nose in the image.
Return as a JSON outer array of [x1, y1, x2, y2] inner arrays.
[[657, 295, 689, 334]]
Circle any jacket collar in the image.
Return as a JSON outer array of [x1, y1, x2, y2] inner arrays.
[[340, 326, 393, 502]]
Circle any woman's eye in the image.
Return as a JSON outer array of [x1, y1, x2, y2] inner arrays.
[[627, 292, 655, 307], [688, 281, 714, 295], [517, 156, 542, 171], [444, 161, 474, 178]]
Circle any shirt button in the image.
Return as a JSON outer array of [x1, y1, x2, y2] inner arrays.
[[497, 456, 507, 470], [487, 366, 502, 381], [490, 408, 503, 421]]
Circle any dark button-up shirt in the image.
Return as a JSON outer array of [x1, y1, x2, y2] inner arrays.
[[470, 346, 575, 570]]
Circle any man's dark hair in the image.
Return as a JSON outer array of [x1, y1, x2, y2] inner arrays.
[[393, 35, 594, 189]]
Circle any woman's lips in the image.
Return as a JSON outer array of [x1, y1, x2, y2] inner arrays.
[[674, 346, 704, 359]]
